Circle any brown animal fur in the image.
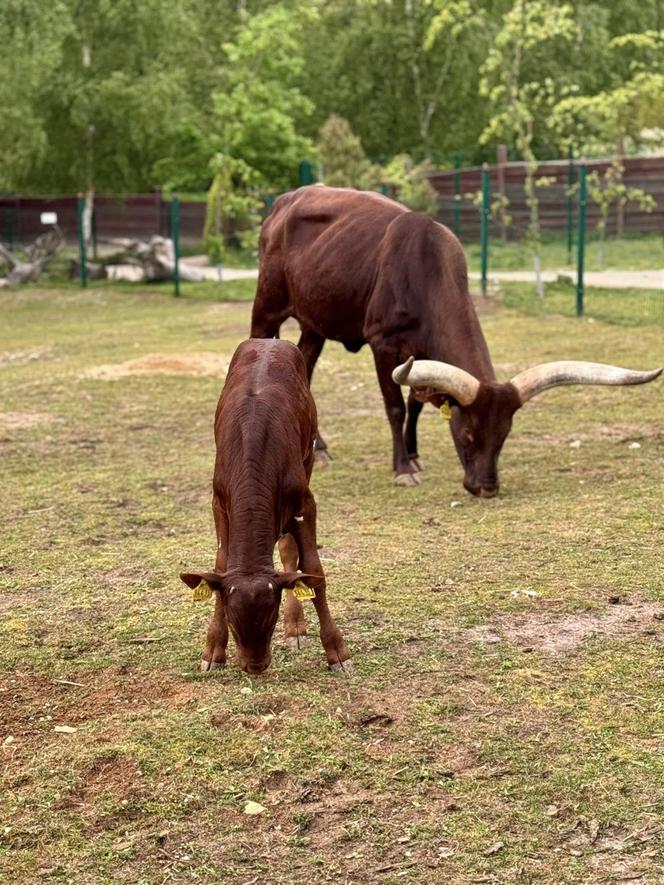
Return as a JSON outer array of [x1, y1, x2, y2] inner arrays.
[[180, 338, 350, 674], [251, 185, 518, 495]]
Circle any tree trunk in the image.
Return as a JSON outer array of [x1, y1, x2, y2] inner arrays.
[[533, 252, 543, 298], [83, 189, 94, 250]]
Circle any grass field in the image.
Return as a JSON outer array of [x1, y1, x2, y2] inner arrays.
[[500, 281, 664, 328], [465, 232, 664, 273], [1, 284, 663, 884]]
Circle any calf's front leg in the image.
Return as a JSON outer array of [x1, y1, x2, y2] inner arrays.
[[291, 494, 351, 673], [201, 496, 229, 671], [201, 593, 229, 671], [278, 533, 308, 649]]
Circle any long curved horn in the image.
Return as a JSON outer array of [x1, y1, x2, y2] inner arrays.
[[511, 361, 662, 404], [392, 356, 481, 406]]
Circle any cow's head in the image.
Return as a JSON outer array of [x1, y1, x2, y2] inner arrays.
[[180, 570, 320, 674], [394, 357, 662, 497]]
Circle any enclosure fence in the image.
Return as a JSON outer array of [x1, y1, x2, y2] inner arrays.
[[1, 152, 662, 321]]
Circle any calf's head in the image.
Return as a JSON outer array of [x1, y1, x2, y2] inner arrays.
[[394, 357, 662, 497], [180, 570, 320, 674]]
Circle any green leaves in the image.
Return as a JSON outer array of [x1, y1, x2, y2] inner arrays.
[[211, 5, 315, 191]]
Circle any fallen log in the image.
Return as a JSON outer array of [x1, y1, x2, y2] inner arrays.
[[92, 236, 206, 283], [0, 226, 64, 286]]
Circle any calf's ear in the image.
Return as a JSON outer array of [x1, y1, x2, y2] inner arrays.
[[277, 571, 323, 590], [180, 571, 227, 593]]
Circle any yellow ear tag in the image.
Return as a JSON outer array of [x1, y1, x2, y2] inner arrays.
[[293, 580, 315, 601], [440, 400, 452, 421], [192, 580, 213, 602]]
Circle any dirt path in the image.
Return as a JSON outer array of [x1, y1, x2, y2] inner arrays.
[[469, 268, 664, 290], [185, 262, 663, 290]]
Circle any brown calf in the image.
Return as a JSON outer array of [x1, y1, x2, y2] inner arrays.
[[180, 338, 351, 675]]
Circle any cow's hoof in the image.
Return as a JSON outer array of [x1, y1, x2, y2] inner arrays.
[[330, 659, 353, 675], [201, 659, 225, 672], [285, 634, 308, 650], [395, 472, 422, 487], [314, 449, 333, 467], [410, 456, 424, 472]]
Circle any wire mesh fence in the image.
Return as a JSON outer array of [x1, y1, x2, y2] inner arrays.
[[428, 153, 663, 325], [1, 153, 662, 323]]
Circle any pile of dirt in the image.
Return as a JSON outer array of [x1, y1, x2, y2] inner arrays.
[[85, 352, 229, 380]]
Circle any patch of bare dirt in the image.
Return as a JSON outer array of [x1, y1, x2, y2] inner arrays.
[[85, 352, 229, 380], [465, 600, 663, 657], [57, 752, 145, 814], [0, 346, 52, 367], [0, 666, 205, 746], [564, 819, 664, 883], [0, 411, 55, 430]]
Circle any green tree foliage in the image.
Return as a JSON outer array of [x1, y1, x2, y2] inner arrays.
[[552, 30, 664, 153], [212, 5, 316, 191], [25, 0, 194, 195], [1, 0, 662, 200], [299, 0, 493, 164], [587, 159, 655, 263], [204, 154, 262, 264], [317, 116, 380, 188], [0, 1, 70, 191], [382, 154, 438, 213], [480, 1, 578, 294]]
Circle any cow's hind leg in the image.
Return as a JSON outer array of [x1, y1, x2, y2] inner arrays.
[[291, 494, 351, 673], [201, 497, 229, 671], [371, 344, 421, 486], [298, 329, 332, 465], [278, 533, 308, 649], [404, 391, 425, 472]]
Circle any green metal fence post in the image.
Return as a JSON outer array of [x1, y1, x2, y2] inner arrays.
[[171, 197, 180, 297], [576, 160, 587, 317], [298, 159, 315, 186], [453, 152, 461, 238], [566, 143, 574, 265], [480, 163, 490, 297], [76, 195, 88, 288]]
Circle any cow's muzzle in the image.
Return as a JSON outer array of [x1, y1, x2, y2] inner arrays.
[[241, 654, 272, 675], [464, 479, 499, 498]]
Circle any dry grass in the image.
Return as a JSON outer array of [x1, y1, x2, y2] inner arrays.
[[1, 283, 663, 884]]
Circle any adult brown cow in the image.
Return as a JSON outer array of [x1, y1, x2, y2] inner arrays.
[[251, 185, 661, 496], [180, 338, 351, 675]]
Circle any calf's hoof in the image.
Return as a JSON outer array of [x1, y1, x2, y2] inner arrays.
[[200, 659, 225, 672], [285, 634, 308, 651], [314, 449, 333, 467], [395, 471, 422, 487], [330, 659, 353, 676]]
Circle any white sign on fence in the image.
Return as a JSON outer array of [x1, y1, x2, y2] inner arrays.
[[40, 212, 58, 225]]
